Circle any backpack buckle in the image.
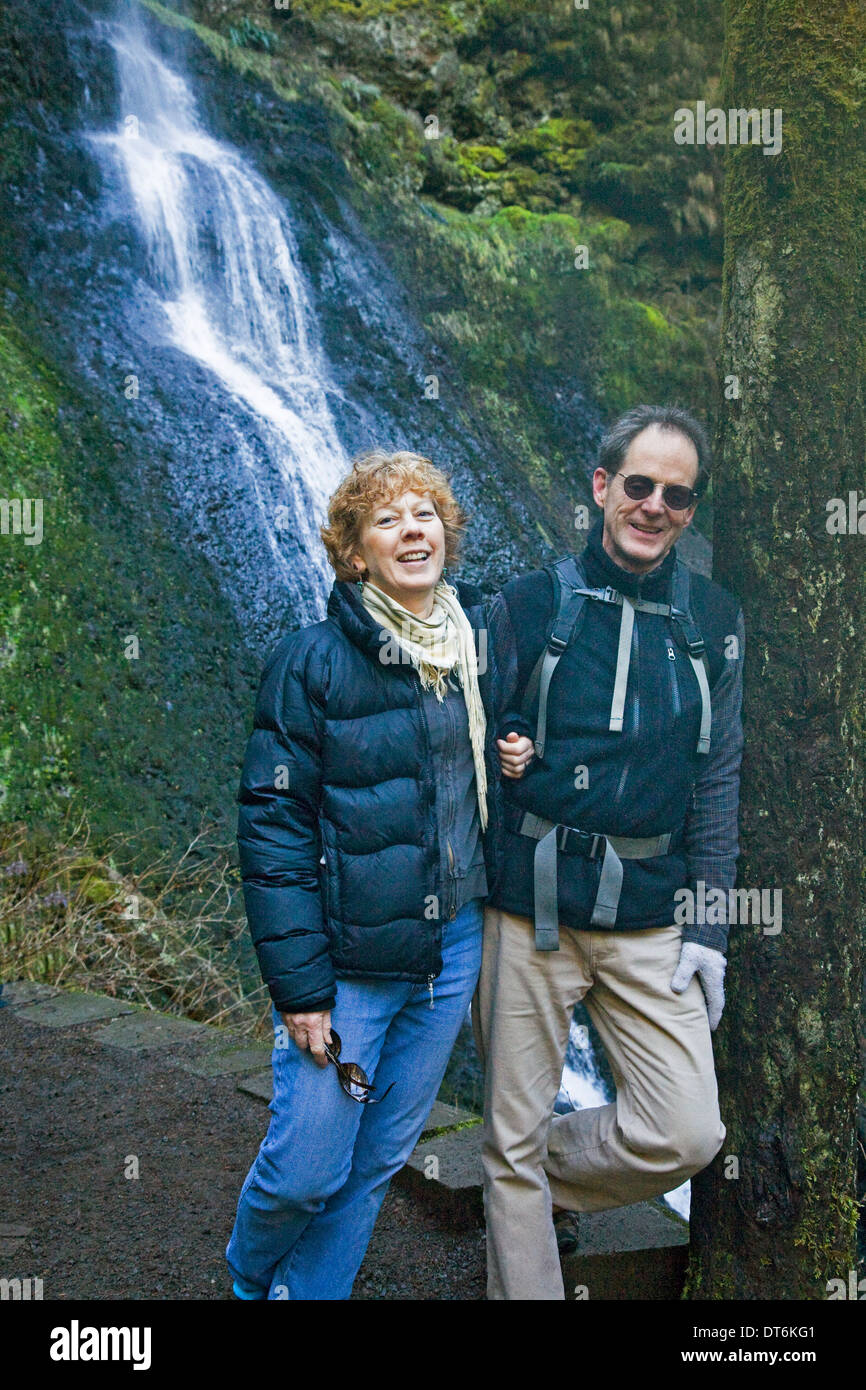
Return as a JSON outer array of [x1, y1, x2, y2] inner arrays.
[[557, 825, 592, 856]]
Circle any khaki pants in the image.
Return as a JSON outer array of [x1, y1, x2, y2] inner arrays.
[[473, 906, 725, 1300]]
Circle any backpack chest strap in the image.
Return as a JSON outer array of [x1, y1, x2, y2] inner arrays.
[[670, 562, 712, 755], [523, 558, 711, 758]]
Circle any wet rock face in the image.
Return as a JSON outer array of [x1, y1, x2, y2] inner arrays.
[[231, 1, 723, 226]]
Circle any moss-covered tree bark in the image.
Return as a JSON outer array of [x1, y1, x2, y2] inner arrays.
[[686, 0, 866, 1298]]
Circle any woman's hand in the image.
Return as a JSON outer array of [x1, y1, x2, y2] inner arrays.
[[497, 730, 535, 780], [280, 1009, 333, 1068]]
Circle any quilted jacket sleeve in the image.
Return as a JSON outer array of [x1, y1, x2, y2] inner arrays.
[[681, 606, 746, 955], [236, 632, 336, 1015], [487, 587, 536, 744]]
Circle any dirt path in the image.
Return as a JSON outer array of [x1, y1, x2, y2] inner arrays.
[[0, 1005, 485, 1300]]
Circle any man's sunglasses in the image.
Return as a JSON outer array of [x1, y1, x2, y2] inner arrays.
[[613, 472, 699, 512], [323, 1028, 395, 1105]]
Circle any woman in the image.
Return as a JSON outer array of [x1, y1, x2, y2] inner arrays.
[[225, 449, 493, 1300]]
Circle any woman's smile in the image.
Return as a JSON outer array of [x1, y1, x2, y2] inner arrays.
[[351, 489, 445, 614]]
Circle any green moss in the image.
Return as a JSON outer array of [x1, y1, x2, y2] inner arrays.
[[276, 0, 420, 18], [227, 16, 276, 52], [458, 143, 507, 174], [77, 875, 119, 907], [505, 117, 596, 175], [793, 1162, 861, 1287], [0, 301, 255, 869]]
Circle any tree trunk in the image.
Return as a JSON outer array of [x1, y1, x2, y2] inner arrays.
[[686, 0, 866, 1298]]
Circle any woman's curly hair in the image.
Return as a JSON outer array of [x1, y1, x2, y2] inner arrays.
[[321, 449, 467, 581]]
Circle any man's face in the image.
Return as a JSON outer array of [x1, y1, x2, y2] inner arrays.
[[591, 424, 699, 575]]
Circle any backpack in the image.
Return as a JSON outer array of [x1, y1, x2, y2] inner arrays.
[[520, 554, 712, 760]]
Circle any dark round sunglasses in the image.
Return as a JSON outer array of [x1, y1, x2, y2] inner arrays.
[[323, 1028, 395, 1105], [614, 472, 699, 512]]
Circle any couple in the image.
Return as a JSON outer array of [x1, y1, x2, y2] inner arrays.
[[225, 402, 745, 1301]]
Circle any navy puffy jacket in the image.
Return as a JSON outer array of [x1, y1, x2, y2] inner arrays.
[[236, 578, 494, 1014]]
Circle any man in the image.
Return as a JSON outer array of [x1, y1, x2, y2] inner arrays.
[[476, 404, 745, 1300]]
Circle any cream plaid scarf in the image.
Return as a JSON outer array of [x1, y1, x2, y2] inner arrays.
[[360, 579, 488, 830]]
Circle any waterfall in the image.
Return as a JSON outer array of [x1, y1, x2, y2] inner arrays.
[[86, 2, 346, 623], [557, 1013, 610, 1111]]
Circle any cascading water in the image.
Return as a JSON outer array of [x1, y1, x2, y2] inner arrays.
[[87, 1, 346, 624], [558, 1015, 610, 1110]]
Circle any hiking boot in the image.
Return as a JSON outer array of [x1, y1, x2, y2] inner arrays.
[[553, 1209, 581, 1255]]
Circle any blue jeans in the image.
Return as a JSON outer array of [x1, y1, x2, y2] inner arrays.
[[225, 898, 483, 1299]]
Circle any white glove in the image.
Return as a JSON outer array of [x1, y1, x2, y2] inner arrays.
[[670, 941, 726, 1031]]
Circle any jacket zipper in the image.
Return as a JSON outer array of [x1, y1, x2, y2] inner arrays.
[[414, 678, 442, 992], [666, 627, 681, 716], [445, 681, 458, 923], [447, 838, 457, 921]]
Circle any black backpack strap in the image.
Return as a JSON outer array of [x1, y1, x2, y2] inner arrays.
[[671, 560, 712, 754], [521, 556, 589, 760]]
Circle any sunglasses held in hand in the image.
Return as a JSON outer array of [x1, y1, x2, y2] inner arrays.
[[323, 1028, 395, 1105]]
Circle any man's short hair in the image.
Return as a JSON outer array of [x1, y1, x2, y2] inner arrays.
[[597, 405, 712, 497]]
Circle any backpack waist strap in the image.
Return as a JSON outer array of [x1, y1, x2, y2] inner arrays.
[[506, 806, 676, 949]]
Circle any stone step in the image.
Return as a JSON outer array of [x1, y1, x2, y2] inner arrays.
[[237, 1069, 273, 1103], [0, 980, 62, 1008], [12, 991, 139, 1028], [92, 1012, 208, 1050], [4, 980, 271, 1063], [576, 1196, 689, 1254], [398, 1123, 484, 1225], [562, 1243, 688, 1300], [420, 1100, 479, 1137], [176, 1041, 275, 1077], [570, 1199, 689, 1298]]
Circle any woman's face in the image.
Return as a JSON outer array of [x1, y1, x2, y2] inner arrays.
[[351, 489, 446, 615]]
